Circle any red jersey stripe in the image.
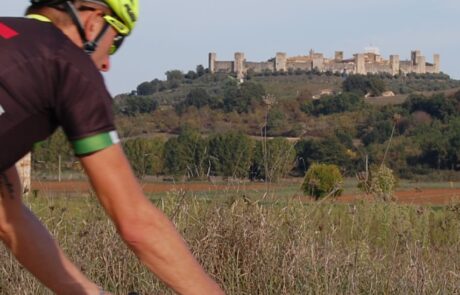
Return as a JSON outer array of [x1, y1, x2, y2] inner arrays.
[[0, 22, 19, 39]]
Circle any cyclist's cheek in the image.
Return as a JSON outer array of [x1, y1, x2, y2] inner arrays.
[[91, 29, 116, 72]]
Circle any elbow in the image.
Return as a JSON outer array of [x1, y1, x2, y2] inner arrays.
[[118, 216, 151, 250], [116, 207, 171, 252]]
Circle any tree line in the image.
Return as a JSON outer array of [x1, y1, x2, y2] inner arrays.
[[33, 74, 460, 181]]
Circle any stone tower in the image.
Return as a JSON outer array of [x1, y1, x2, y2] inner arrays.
[[16, 153, 31, 195], [355, 54, 366, 74], [416, 56, 426, 74], [433, 54, 440, 73], [234, 52, 245, 80], [335, 51, 344, 62], [390, 55, 400, 76], [275, 52, 287, 72], [208, 52, 217, 74], [411, 50, 421, 66]]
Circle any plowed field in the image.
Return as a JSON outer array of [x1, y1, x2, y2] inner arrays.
[[31, 181, 460, 205]]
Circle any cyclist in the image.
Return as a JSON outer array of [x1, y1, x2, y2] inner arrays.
[[0, 1, 224, 294]]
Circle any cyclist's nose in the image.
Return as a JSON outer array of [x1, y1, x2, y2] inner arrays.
[[100, 57, 111, 72]]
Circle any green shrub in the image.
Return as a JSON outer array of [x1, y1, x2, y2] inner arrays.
[[302, 163, 343, 199], [370, 165, 396, 201]]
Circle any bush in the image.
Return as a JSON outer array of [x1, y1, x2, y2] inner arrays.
[[369, 165, 396, 201], [342, 74, 386, 96], [301, 92, 364, 116], [302, 163, 343, 200]]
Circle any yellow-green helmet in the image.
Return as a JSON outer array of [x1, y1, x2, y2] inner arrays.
[[97, 0, 139, 34], [30, 0, 139, 34]]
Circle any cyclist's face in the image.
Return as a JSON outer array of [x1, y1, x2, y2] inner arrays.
[[91, 26, 117, 72], [81, 4, 117, 72]]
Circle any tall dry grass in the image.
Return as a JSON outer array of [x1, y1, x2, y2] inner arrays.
[[1, 192, 459, 294]]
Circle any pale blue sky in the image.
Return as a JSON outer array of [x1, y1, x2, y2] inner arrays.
[[3, 0, 460, 95]]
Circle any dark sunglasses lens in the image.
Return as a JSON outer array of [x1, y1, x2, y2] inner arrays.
[[110, 35, 125, 55]]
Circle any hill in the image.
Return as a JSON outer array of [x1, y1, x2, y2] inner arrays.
[[32, 70, 460, 181], [113, 71, 460, 139]]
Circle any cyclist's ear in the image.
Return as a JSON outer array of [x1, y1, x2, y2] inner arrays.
[[80, 9, 105, 41]]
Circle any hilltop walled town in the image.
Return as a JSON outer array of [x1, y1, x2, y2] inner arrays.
[[209, 49, 440, 80]]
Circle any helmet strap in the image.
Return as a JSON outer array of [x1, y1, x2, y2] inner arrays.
[[63, 1, 108, 55]]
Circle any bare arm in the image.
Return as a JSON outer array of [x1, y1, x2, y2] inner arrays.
[[0, 166, 101, 295], [80, 144, 224, 295]]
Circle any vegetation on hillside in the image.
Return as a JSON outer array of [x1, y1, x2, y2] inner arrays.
[[32, 69, 460, 181]]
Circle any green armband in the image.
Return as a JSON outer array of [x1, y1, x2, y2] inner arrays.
[[71, 131, 120, 156]]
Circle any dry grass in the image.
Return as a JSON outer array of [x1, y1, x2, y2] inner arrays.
[[1, 192, 459, 294]]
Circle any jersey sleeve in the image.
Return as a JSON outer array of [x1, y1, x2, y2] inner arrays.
[[54, 49, 119, 156]]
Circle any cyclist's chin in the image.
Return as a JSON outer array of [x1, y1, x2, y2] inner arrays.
[[91, 52, 111, 72]]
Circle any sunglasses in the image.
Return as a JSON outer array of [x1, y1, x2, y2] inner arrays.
[[103, 15, 130, 55]]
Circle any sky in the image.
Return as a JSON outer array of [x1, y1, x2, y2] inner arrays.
[[3, 0, 460, 96]]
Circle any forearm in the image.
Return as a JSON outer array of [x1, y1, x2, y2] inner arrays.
[[5, 206, 100, 294], [81, 145, 224, 295], [120, 200, 222, 295], [0, 167, 100, 295]]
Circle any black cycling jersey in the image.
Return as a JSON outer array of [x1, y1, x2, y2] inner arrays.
[[0, 17, 119, 172]]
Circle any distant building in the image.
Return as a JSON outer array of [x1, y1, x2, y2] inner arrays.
[[209, 49, 441, 79]]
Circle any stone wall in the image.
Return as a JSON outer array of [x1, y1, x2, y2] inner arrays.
[[323, 62, 355, 74], [246, 61, 274, 72], [365, 62, 392, 74], [214, 61, 233, 73], [286, 61, 311, 71], [400, 61, 415, 74], [209, 50, 441, 77]]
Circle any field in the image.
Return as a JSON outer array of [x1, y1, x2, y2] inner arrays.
[[31, 179, 460, 205], [1, 180, 459, 294]]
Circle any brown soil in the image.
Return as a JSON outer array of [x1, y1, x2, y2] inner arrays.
[[31, 181, 460, 205]]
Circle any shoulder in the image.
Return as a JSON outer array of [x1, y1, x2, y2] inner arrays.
[[0, 17, 102, 82]]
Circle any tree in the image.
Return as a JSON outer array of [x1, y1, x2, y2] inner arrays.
[[250, 138, 295, 182], [123, 138, 165, 178], [361, 119, 394, 146], [295, 137, 355, 175], [302, 92, 363, 116], [266, 107, 286, 135], [165, 70, 184, 89], [137, 81, 156, 96], [165, 70, 184, 81], [302, 163, 343, 200], [32, 129, 74, 176], [196, 64, 206, 77], [412, 120, 448, 169], [116, 96, 158, 116], [446, 117, 460, 169], [163, 128, 208, 178], [176, 88, 213, 114], [208, 132, 254, 178], [403, 93, 455, 121], [342, 74, 386, 96], [223, 80, 266, 113], [184, 70, 198, 80]]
